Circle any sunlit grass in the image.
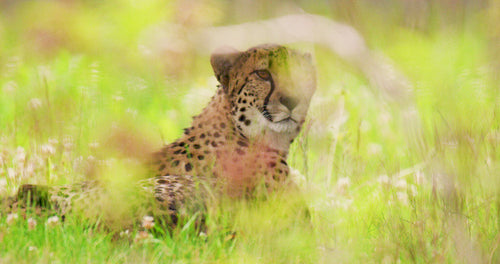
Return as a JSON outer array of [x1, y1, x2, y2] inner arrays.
[[1, 0, 499, 263]]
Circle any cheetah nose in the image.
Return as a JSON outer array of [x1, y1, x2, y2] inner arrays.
[[279, 95, 299, 111]]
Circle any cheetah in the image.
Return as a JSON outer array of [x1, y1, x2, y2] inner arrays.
[[11, 44, 316, 226]]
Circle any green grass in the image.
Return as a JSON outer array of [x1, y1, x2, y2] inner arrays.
[[1, 1, 499, 263]]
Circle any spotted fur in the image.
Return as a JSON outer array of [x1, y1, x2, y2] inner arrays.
[[151, 44, 315, 219], [11, 44, 316, 226]]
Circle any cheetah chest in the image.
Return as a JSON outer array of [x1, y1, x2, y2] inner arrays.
[[214, 142, 289, 197]]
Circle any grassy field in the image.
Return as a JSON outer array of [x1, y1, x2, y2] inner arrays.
[[0, 1, 499, 263]]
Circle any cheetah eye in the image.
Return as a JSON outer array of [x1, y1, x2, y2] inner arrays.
[[255, 70, 272, 81]]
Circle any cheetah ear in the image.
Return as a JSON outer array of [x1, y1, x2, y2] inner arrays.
[[210, 47, 241, 93]]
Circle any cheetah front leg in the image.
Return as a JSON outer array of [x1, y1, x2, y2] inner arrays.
[[139, 175, 212, 230]]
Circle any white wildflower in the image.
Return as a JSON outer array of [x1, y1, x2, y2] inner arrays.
[[336, 177, 350, 195], [367, 143, 382, 156], [27, 218, 37, 230], [409, 184, 418, 197], [119, 229, 130, 238], [126, 108, 138, 118], [142, 215, 155, 230], [6, 213, 19, 225], [127, 77, 148, 91], [15, 147, 26, 165], [378, 175, 391, 188], [359, 120, 371, 132], [87, 155, 96, 162], [333, 198, 353, 210], [381, 255, 393, 264], [90, 62, 100, 84], [7, 168, 16, 179], [28, 98, 42, 110], [182, 87, 213, 115], [63, 137, 73, 151], [47, 216, 59, 227], [0, 178, 6, 188], [40, 144, 56, 156], [88, 141, 99, 150], [28, 246, 38, 252], [32, 155, 45, 167], [415, 170, 425, 185], [138, 44, 152, 56], [486, 157, 492, 167], [134, 231, 151, 243], [393, 179, 407, 190], [289, 167, 306, 186], [48, 138, 59, 145], [166, 109, 179, 122], [37, 65, 52, 80], [396, 191, 409, 205], [24, 163, 35, 178], [2, 81, 17, 93], [378, 111, 392, 125], [112, 94, 124, 102]]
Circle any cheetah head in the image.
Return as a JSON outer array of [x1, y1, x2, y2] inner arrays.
[[211, 44, 316, 150]]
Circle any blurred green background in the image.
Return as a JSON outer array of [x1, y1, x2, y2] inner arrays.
[[0, 0, 499, 263]]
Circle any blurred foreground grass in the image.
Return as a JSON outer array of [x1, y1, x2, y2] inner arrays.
[[0, 0, 499, 263]]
